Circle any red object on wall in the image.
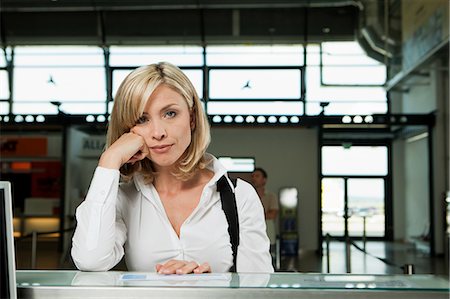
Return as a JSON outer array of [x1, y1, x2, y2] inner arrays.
[[10, 162, 32, 171], [0, 137, 47, 157], [31, 161, 61, 198]]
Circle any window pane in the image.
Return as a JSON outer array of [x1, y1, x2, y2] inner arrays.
[[112, 69, 203, 99], [108, 101, 113, 114], [322, 65, 386, 85], [322, 41, 367, 55], [305, 41, 387, 115], [322, 42, 381, 65], [183, 70, 203, 98], [322, 146, 388, 175], [348, 178, 385, 237], [209, 69, 301, 99], [306, 101, 388, 115], [208, 101, 303, 116], [60, 103, 106, 114], [0, 48, 6, 67], [14, 46, 104, 66], [306, 44, 321, 65], [0, 70, 9, 99], [207, 45, 304, 66], [322, 178, 345, 236], [112, 69, 132, 98], [306, 66, 386, 115], [0, 102, 9, 115], [14, 68, 106, 102], [307, 67, 386, 102], [109, 46, 203, 67], [13, 103, 57, 115], [13, 46, 106, 115], [218, 157, 254, 172]]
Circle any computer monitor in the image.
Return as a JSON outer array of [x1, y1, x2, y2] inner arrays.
[[0, 181, 17, 299]]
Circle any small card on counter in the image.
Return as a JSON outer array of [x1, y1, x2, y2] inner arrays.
[[120, 273, 230, 281]]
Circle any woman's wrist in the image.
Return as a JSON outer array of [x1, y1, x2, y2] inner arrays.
[[98, 152, 122, 170]]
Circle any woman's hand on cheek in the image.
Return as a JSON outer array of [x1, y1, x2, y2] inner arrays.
[[99, 132, 147, 169], [156, 260, 211, 275], [127, 128, 149, 164]]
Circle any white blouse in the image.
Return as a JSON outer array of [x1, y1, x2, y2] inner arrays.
[[71, 154, 273, 273]]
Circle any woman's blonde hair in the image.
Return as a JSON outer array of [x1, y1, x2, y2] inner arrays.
[[106, 62, 211, 182]]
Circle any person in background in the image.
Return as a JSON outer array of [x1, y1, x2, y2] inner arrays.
[[71, 62, 273, 274], [251, 167, 279, 259]]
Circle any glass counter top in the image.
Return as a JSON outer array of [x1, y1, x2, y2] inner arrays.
[[16, 270, 450, 292]]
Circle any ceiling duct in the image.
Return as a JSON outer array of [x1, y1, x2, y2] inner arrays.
[[357, 0, 400, 63], [359, 25, 394, 58]]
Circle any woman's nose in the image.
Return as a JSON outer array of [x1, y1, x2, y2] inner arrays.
[[150, 120, 167, 140], [132, 119, 167, 140]]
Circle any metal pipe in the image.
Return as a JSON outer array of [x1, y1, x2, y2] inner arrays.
[[275, 236, 281, 271], [31, 231, 37, 269], [345, 236, 351, 273], [363, 216, 367, 252], [403, 264, 415, 275], [326, 233, 330, 273]]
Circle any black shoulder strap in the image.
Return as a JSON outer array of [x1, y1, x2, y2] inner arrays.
[[217, 175, 239, 272]]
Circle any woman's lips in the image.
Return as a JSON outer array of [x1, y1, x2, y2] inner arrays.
[[150, 144, 172, 154]]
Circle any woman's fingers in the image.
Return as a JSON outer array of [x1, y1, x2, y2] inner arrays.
[[156, 259, 209, 274], [155, 263, 163, 272], [157, 259, 185, 274], [175, 261, 199, 274], [193, 262, 211, 274], [127, 150, 147, 164]]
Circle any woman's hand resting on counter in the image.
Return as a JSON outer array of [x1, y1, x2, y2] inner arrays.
[[156, 259, 211, 274]]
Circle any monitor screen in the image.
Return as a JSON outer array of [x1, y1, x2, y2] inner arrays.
[[0, 181, 17, 299]]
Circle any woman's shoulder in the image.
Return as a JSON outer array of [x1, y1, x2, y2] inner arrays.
[[233, 178, 265, 220], [234, 178, 259, 203]]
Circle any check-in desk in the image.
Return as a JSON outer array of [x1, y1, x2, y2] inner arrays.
[[17, 270, 449, 299]]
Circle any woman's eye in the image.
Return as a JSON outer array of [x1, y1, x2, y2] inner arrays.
[[136, 115, 148, 124], [165, 111, 176, 118]]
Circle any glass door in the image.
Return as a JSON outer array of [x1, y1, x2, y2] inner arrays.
[[347, 178, 385, 237], [321, 145, 389, 239]]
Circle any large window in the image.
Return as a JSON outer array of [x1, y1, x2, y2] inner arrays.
[[206, 45, 304, 66], [12, 46, 105, 115], [2, 41, 387, 117], [111, 69, 203, 102], [109, 46, 204, 114], [206, 45, 304, 115], [109, 46, 203, 67], [0, 48, 10, 115], [305, 43, 387, 115]]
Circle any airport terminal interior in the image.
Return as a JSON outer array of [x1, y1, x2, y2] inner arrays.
[[0, 0, 449, 279]]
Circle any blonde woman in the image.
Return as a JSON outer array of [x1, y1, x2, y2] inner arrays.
[[71, 62, 273, 274]]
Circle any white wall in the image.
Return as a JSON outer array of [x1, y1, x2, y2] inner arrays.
[[405, 137, 430, 238], [392, 139, 405, 241], [399, 58, 448, 254], [431, 59, 448, 254], [209, 127, 319, 251]]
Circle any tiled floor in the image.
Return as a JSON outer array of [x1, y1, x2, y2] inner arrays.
[[15, 238, 449, 277], [279, 241, 449, 276]]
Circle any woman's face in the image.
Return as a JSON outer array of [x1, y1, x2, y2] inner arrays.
[[132, 84, 193, 171]]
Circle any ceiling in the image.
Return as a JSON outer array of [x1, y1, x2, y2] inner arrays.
[[1, 0, 364, 11], [0, 0, 367, 45]]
